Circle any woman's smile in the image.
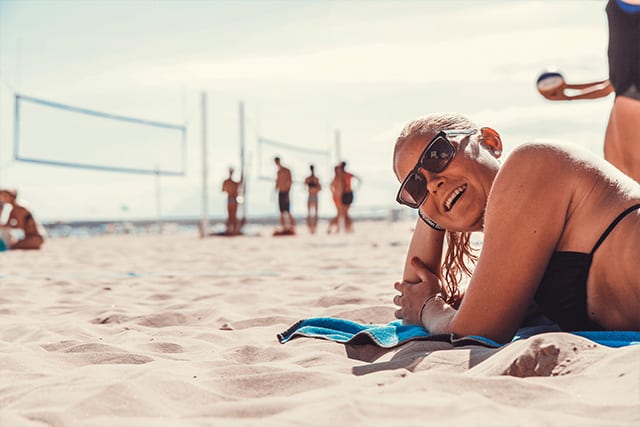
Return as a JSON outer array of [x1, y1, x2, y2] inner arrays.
[[444, 184, 467, 212]]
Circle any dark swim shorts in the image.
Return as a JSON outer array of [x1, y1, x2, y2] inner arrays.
[[341, 191, 354, 205], [278, 191, 290, 212], [607, 0, 640, 98]]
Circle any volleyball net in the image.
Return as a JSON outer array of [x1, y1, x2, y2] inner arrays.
[[256, 136, 332, 184], [13, 94, 186, 176]]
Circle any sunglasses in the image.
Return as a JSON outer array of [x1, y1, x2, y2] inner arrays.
[[396, 129, 477, 209]]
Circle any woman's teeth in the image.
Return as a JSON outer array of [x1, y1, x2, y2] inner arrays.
[[445, 184, 467, 211]]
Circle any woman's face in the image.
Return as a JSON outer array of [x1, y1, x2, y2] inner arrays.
[[394, 132, 500, 232]]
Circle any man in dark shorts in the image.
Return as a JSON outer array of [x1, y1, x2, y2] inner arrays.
[[274, 157, 296, 234], [339, 161, 361, 233]]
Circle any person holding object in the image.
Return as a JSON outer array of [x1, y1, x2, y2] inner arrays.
[[536, 71, 613, 101], [537, 0, 640, 181], [0, 189, 44, 250], [391, 113, 639, 344], [603, 0, 640, 181]]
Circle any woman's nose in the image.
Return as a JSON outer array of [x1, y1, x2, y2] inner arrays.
[[426, 175, 445, 194]]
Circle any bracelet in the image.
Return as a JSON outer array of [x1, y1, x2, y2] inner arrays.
[[418, 210, 445, 231], [419, 293, 445, 322]]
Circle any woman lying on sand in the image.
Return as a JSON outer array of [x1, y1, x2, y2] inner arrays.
[[392, 113, 640, 343]]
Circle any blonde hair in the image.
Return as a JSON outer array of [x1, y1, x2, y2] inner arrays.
[[394, 113, 480, 307]]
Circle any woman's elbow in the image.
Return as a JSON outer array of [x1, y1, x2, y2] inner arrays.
[[449, 317, 516, 344]]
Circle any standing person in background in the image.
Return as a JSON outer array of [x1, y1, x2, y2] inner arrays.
[[0, 189, 44, 250], [327, 164, 344, 234], [221, 167, 242, 235], [538, 0, 640, 181], [304, 164, 321, 234], [274, 157, 296, 235], [340, 161, 361, 233], [603, 0, 640, 181]]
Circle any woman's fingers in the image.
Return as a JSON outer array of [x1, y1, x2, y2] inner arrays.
[[410, 257, 434, 281], [393, 294, 402, 306]]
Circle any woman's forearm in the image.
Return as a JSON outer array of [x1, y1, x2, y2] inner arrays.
[[565, 81, 614, 100], [402, 217, 445, 283]]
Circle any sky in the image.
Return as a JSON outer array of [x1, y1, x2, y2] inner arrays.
[[0, 0, 613, 224]]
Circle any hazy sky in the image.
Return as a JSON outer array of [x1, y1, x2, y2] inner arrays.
[[0, 0, 613, 223]]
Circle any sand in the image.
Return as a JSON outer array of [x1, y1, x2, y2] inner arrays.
[[1, 220, 638, 427]]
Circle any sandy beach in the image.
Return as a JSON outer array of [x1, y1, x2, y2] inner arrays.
[[1, 219, 638, 427]]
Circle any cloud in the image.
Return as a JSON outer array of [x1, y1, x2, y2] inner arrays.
[[120, 25, 605, 88]]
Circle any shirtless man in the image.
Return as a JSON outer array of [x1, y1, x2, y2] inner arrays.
[[221, 168, 242, 235], [274, 157, 295, 234], [0, 189, 44, 250], [340, 161, 361, 233]]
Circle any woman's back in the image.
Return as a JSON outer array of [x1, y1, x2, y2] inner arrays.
[[493, 141, 639, 329]]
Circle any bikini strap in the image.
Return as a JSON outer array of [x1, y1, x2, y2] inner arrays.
[[591, 203, 640, 255]]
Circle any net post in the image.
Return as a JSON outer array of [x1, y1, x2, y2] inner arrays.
[[200, 92, 209, 238], [239, 101, 247, 227], [155, 164, 163, 235]]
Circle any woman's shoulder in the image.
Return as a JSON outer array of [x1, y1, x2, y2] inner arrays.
[[505, 140, 636, 183], [501, 140, 612, 178], [506, 140, 584, 162], [498, 141, 572, 182], [490, 141, 602, 213], [498, 140, 640, 207]]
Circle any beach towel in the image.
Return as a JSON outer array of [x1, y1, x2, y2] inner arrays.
[[277, 317, 640, 349]]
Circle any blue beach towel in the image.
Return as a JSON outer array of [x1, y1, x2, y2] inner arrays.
[[277, 317, 640, 349]]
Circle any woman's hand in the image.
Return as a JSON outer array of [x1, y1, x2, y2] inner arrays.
[[393, 257, 442, 324], [538, 82, 569, 100]]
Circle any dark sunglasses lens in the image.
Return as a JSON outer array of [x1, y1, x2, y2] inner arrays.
[[422, 137, 455, 172], [400, 173, 427, 207]]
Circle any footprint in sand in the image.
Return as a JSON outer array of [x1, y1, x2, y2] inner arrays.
[[136, 312, 188, 328], [146, 342, 184, 353], [505, 340, 561, 377], [43, 342, 153, 365], [223, 344, 290, 364]]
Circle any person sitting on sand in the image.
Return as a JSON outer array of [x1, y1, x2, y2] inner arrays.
[[391, 113, 640, 344], [0, 189, 44, 250], [221, 167, 243, 235]]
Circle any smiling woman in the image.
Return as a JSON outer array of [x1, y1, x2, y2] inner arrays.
[[391, 113, 640, 343]]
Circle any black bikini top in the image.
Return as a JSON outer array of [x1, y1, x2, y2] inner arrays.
[[534, 203, 640, 331]]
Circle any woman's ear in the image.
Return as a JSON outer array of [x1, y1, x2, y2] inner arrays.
[[480, 127, 503, 158]]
